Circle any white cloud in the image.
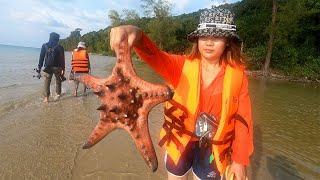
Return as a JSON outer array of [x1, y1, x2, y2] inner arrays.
[[168, 0, 191, 13], [0, 0, 240, 47], [7, 1, 107, 39], [0, 0, 109, 46]]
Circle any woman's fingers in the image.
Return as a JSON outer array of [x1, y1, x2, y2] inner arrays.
[[110, 25, 140, 52], [230, 161, 246, 180], [110, 27, 121, 51], [112, 28, 126, 52], [127, 26, 140, 47], [110, 27, 122, 51], [110, 28, 114, 51]]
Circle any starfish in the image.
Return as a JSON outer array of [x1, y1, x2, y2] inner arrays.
[[75, 40, 173, 172]]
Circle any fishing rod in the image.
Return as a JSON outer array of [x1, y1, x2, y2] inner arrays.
[[32, 68, 66, 82]]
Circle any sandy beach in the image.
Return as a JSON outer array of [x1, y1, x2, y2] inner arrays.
[[0, 49, 170, 179], [0, 93, 169, 179]]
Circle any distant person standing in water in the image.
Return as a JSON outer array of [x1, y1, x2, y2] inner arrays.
[[70, 41, 90, 96], [38, 32, 65, 103]]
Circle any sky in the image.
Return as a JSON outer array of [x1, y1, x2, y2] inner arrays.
[[0, 0, 240, 48]]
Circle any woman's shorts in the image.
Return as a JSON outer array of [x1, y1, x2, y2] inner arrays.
[[165, 141, 221, 180]]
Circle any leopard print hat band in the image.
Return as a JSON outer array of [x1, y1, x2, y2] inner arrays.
[[187, 8, 241, 42]]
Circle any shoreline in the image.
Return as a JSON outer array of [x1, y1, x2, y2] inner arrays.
[[245, 70, 320, 85], [80, 52, 320, 85]]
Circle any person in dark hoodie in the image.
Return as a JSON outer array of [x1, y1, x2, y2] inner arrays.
[[38, 32, 65, 103]]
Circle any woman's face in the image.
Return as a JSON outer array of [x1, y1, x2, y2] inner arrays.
[[198, 36, 227, 62]]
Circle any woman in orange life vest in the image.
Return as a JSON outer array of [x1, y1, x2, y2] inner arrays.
[[71, 42, 91, 96], [110, 8, 253, 180]]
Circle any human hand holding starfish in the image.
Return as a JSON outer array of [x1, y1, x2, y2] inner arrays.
[[110, 25, 143, 51]]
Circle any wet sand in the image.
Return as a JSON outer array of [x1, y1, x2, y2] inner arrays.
[[0, 93, 168, 179], [1, 90, 317, 180], [2, 82, 317, 180], [0, 53, 171, 179]]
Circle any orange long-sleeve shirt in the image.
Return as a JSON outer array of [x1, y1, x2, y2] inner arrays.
[[134, 33, 253, 165]]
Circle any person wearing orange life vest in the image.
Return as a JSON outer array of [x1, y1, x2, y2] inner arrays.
[[71, 42, 91, 96], [110, 7, 253, 180]]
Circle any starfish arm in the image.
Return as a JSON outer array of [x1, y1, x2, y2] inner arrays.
[[83, 119, 117, 149], [136, 81, 174, 111], [131, 77, 174, 98], [125, 115, 158, 172], [114, 58, 136, 78], [142, 99, 166, 113], [114, 40, 136, 76], [76, 74, 109, 92]]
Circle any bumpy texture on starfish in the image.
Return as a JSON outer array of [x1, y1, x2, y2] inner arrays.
[[75, 40, 173, 172]]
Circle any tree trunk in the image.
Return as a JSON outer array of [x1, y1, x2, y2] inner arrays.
[[263, 0, 277, 77]]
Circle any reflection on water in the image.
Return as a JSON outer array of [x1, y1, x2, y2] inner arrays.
[[267, 155, 303, 180], [249, 79, 320, 180], [0, 53, 319, 179]]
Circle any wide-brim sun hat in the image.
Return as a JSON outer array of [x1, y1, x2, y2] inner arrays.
[[187, 8, 241, 42], [77, 41, 86, 49]]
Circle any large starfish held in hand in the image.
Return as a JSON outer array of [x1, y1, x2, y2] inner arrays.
[[75, 40, 173, 172]]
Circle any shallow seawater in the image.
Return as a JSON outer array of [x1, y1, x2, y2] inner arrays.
[[0, 45, 319, 179]]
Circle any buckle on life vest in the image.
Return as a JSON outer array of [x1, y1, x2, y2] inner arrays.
[[231, 113, 249, 131], [195, 112, 219, 148]]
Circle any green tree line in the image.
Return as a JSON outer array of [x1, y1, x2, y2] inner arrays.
[[60, 0, 319, 80]]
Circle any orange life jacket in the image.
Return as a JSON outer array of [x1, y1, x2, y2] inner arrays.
[[72, 49, 89, 73], [158, 58, 244, 174]]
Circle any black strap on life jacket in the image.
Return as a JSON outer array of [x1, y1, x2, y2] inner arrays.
[[211, 130, 235, 145], [209, 130, 235, 162], [231, 113, 249, 132], [158, 100, 195, 154], [219, 147, 232, 162], [213, 114, 250, 162]]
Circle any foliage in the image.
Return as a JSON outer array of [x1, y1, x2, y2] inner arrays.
[[108, 10, 122, 26], [141, 0, 172, 18], [245, 45, 267, 69], [60, 28, 81, 51], [60, 0, 320, 79]]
